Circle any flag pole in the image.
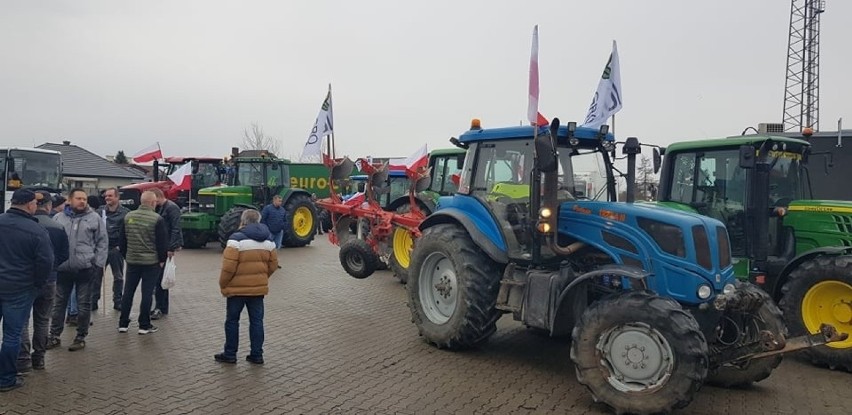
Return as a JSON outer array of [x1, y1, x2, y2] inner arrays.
[[329, 84, 336, 159]]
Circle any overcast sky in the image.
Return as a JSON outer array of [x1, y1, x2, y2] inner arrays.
[[1, 0, 850, 162]]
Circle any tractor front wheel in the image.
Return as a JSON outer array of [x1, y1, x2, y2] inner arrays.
[[571, 290, 708, 415], [407, 224, 502, 350], [182, 230, 209, 249], [780, 255, 852, 371], [282, 194, 317, 247], [217, 207, 248, 248], [339, 238, 380, 279]]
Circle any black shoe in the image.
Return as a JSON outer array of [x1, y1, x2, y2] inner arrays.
[[16, 362, 32, 375], [214, 353, 237, 364], [0, 377, 24, 392], [32, 357, 45, 371], [150, 309, 163, 320], [68, 339, 86, 352], [45, 337, 61, 350], [138, 326, 158, 335], [245, 355, 264, 365]]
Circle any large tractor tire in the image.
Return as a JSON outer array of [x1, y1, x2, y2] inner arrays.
[[182, 230, 209, 249], [282, 194, 317, 248], [217, 206, 248, 248], [389, 226, 415, 284], [779, 255, 852, 372], [339, 238, 380, 279], [407, 224, 503, 350], [707, 283, 785, 387], [570, 290, 708, 415]]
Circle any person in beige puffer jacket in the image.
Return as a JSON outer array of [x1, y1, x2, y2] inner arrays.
[[215, 209, 278, 365]]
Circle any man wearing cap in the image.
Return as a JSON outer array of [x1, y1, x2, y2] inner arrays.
[[0, 189, 54, 392], [48, 188, 108, 352], [16, 191, 69, 372], [50, 195, 66, 218]]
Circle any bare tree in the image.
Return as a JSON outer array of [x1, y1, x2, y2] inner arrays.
[[242, 122, 280, 156], [636, 156, 658, 200]]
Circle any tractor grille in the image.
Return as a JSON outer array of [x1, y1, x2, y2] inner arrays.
[[198, 194, 216, 214]]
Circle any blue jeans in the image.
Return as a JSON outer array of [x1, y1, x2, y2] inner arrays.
[[68, 285, 78, 316], [120, 264, 160, 330], [223, 296, 264, 359], [0, 289, 35, 387], [273, 231, 283, 249]]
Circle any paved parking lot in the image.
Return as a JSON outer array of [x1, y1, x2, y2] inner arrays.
[[3, 239, 850, 414]]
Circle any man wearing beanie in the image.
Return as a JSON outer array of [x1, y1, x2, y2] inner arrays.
[[48, 188, 108, 352], [0, 189, 54, 392], [16, 191, 69, 372]]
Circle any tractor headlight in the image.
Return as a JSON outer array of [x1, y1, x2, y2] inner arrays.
[[723, 283, 736, 295], [539, 207, 552, 219], [697, 284, 713, 300]]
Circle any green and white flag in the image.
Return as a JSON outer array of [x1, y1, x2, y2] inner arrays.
[[300, 86, 334, 162], [582, 40, 622, 129]]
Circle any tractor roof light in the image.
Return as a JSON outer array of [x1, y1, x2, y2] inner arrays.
[[598, 124, 609, 138], [470, 118, 482, 130], [569, 137, 580, 147]]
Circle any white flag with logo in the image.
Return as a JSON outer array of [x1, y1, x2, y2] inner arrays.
[[300, 86, 334, 162], [582, 40, 622, 129]]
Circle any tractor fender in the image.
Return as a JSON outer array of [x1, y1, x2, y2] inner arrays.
[[233, 203, 256, 210], [770, 246, 852, 300], [280, 188, 312, 204], [550, 265, 649, 337], [419, 209, 508, 264], [386, 195, 434, 214]]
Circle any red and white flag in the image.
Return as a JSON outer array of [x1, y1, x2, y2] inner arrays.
[[168, 162, 192, 191], [389, 144, 428, 173], [527, 25, 548, 127], [132, 143, 163, 163]]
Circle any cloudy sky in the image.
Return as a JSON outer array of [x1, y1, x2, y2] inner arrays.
[[1, 1, 850, 162]]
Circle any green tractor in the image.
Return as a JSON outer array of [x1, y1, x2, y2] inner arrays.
[[656, 135, 852, 371], [180, 153, 317, 248]]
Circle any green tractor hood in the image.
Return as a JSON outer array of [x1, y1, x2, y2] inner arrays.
[[784, 200, 852, 253]]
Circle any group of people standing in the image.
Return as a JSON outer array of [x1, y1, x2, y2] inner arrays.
[[0, 186, 181, 392]]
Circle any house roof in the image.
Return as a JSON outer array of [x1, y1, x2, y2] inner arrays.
[[37, 142, 146, 180]]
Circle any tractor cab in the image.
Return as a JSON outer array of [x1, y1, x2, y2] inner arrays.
[[453, 121, 615, 261], [657, 136, 812, 266], [233, 157, 289, 206]]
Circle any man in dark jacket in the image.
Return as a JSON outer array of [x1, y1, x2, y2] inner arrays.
[[118, 190, 169, 334], [48, 188, 108, 352], [260, 195, 287, 249], [17, 191, 69, 372], [93, 187, 129, 310], [150, 188, 182, 319], [0, 189, 54, 392]]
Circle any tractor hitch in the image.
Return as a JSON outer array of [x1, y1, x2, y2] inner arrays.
[[721, 324, 849, 365]]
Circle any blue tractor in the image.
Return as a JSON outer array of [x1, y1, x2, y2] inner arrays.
[[407, 119, 846, 414]]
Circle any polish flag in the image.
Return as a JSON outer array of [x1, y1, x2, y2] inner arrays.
[[168, 162, 193, 191], [527, 25, 548, 127], [389, 144, 428, 173], [132, 143, 163, 163]]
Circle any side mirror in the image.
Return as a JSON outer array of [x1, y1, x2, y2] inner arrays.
[[535, 118, 559, 173], [739, 145, 755, 169], [653, 148, 662, 174]]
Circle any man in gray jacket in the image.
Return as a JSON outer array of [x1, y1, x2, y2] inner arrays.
[[47, 188, 108, 352]]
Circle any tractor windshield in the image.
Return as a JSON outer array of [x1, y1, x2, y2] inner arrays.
[[237, 162, 266, 187], [167, 161, 223, 189]]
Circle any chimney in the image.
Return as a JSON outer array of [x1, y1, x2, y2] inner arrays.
[[62, 140, 71, 145]]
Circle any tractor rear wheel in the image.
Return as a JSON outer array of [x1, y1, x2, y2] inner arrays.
[[282, 194, 317, 247], [571, 290, 708, 415], [707, 283, 784, 387], [339, 238, 380, 279], [217, 207, 248, 248], [780, 255, 852, 372], [389, 226, 415, 284], [407, 224, 502, 350]]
